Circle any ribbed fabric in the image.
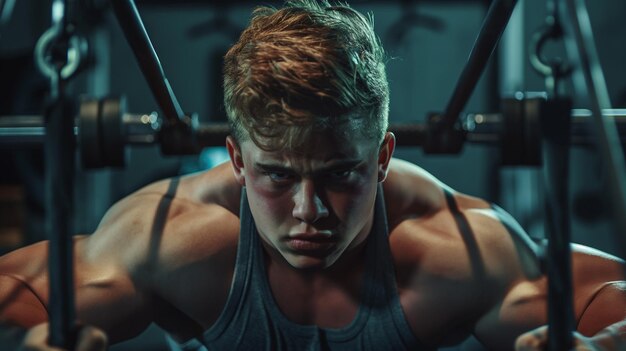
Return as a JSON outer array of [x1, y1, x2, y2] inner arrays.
[[170, 186, 429, 351]]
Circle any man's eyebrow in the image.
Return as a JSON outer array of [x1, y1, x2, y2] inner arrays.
[[254, 163, 295, 173], [315, 159, 363, 173], [254, 159, 363, 174]]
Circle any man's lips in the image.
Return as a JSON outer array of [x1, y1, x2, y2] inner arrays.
[[284, 233, 337, 252]]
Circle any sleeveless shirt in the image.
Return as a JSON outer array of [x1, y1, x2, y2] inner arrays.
[[167, 187, 429, 350]]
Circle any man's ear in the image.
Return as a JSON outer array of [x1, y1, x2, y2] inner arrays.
[[377, 132, 395, 182], [226, 136, 246, 186]]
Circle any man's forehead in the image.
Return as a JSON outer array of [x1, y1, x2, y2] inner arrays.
[[250, 113, 369, 143], [255, 150, 363, 165], [242, 133, 376, 169]]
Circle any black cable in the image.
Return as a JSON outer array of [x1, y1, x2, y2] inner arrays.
[[541, 98, 575, 351], [561, 0, 626, 267], [110, 0, 185, 125], [440, 0, 518, 131], [38, 0, 79, 348]]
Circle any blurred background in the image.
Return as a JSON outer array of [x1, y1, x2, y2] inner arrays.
[[0, 0, 624, 350]]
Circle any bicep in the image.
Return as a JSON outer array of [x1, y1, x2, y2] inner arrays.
[[0, 235, 155, 343], [473, 244, 625, 348], [0, 274, 48, 328], [570, 247, 625, 336], [577, 281, 626, 336], [0, 241, 53, 328], [72, 232, 155, 343]]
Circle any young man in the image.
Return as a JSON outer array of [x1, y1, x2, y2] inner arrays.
[[1, 1, 625, 350]]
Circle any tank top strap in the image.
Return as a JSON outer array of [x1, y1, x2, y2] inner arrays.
[[201, 188, 256, 340]]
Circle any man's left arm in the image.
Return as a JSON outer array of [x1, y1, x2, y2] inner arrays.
[[459, 199, 626, 350], [514, 247, 626, 351], [475, 242, 625, 350], [571, 280, 626, 350]]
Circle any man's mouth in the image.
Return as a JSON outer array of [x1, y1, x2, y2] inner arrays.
[[284, 233, 337, 253]]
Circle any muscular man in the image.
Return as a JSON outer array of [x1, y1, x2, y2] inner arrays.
[[1, 1, 625, 350]]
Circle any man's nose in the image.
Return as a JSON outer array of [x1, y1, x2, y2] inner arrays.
[[292, 179, 329, 223]]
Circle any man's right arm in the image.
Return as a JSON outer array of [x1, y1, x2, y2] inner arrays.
[[0, 269, 48, 328], [0, 169, 241, 348], [0, 193, 164, 345]]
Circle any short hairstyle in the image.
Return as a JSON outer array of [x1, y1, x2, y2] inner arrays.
[[223, 0, 389, 151]]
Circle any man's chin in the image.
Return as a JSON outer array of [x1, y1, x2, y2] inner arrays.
[[283, 253, 337, 271]]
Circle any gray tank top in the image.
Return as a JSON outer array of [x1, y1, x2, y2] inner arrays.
[[169, 187, 429, 350]]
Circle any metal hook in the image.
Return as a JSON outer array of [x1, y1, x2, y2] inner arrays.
[[529, 0, 573, 97], [34, 25, 87, 82]]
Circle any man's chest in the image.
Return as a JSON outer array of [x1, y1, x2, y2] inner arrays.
[[388, 223, 502, 346]]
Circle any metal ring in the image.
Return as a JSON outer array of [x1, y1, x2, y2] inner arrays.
[[34, 25, 86, 81], [529, 22, 573, 79]]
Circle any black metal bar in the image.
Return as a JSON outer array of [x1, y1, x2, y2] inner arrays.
[[440, 0, 518, 130], [561, 0, 626, 264], [0, 0, 16, 24], [110, 0, 185, 124], [541, 98, 575, 351], [194, 123, 230, 148], [465, 111, 626, 146], [386, 124, 428, 146], [136, 0, 485, 5], [41, 0, 79, 346], [0, 115, 47, 146], [4, 111, 626, 148], [45, 84, 77, 349]]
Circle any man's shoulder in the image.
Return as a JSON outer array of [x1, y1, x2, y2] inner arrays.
[[384, 158, 492, 234], [88, 162, 242, 276], [132, 161, 242, 214], [384, 168, 540, 341], [385, 159, 542, 286], [389, 202, 540, 278], [384, 159, 446, 216]]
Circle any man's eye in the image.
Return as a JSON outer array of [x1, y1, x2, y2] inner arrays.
[[267, 172, 292, 181], [329, 170, 352, 179]]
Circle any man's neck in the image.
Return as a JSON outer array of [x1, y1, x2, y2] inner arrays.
[[261, 236, 368, 327]]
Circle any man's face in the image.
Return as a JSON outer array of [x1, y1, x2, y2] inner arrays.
[[227, 126, 394, 270]]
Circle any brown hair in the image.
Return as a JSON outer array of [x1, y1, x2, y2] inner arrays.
[[223, 0, 389, 151]]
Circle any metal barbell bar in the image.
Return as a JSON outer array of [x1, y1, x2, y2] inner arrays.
[[1, 95, 625, 168]]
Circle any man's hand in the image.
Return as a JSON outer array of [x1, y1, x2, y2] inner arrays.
[[515, 325, 622, 351], [20, 323, 107, 351]]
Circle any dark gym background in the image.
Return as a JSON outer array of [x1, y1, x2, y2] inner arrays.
[[0, 1, 624, 350]]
